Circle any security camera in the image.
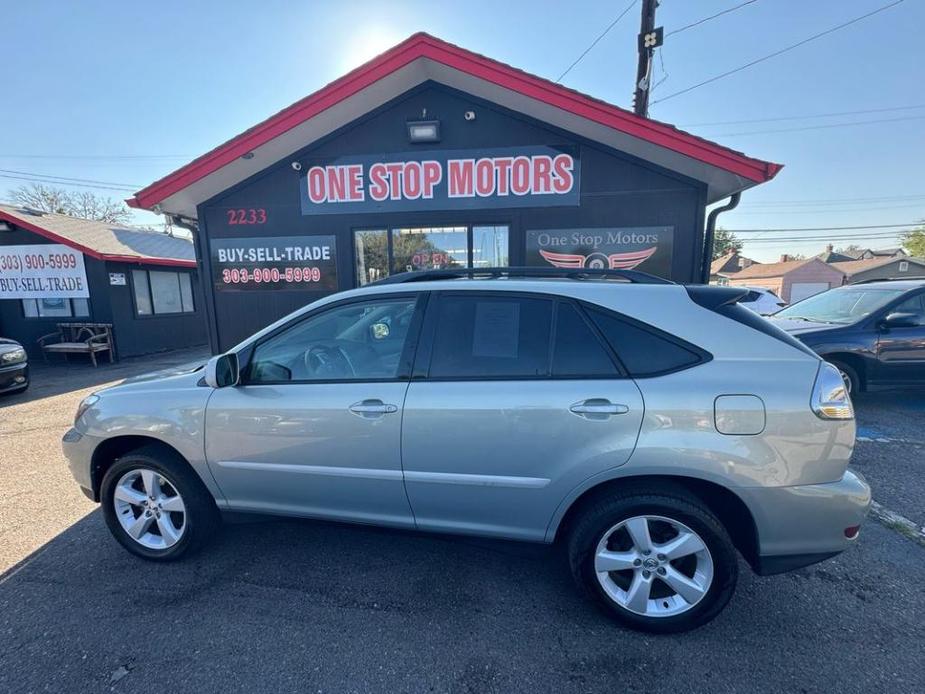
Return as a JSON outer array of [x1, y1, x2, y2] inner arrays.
[[291, 161, 302, 171], [464, 110, 476, 121]]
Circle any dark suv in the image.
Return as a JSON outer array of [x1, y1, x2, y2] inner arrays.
[[769, 279, 925, 393]]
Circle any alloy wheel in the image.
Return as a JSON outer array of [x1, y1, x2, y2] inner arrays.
[[113, 468, 187, 550], [594, 514, 714, 618]]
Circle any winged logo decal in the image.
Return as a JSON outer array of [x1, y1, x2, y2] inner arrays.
[[538, 246, 657, 270]]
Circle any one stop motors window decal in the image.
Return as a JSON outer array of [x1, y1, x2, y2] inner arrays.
[[210, 235, 337, 292], [526, 227, 674, 278], [299, 146, 580, 215]]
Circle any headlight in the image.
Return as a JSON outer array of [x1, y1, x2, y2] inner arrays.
[[811, 362, 854, 420], [75, 394, 100, 425], [0, 348, 26, 365]]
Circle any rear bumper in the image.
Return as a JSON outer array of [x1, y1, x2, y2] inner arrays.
[[740, 469, 871, 575], [0, 362, 29, 393]]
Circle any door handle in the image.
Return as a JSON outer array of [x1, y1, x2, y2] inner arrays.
[[569, 400, 629, 417], [349, 400, 398, 418]]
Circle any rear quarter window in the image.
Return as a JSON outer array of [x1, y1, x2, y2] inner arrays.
[[584, 306, 708, 376]]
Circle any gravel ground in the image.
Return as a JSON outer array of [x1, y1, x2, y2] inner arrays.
[[1, 354, 923, 693]]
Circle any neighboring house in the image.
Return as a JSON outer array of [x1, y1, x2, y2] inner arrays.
[[832, 256, 925, 283], [816, 244, 856, 263], [839, 247, 907, 260], [709, 252, 759, 284], [725, 255, 845, 303], [0, 204, 208, 358]]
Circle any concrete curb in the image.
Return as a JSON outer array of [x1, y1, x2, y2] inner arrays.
[[869, 501, 925, 547]]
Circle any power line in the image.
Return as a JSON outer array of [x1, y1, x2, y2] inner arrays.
[[0, 174, 136, 192], [0, 168, 140, 188], [556, 0, 637, 82], [742, 233, 906, 243], [680, 103, 925, 127], [665, 0, 760, 37], [0, 153, 191, 160], [714, 114, 925, 137], [735, 203, 925, 215], [652, 0, 906, 104], [726, 223, 919, 233], [745, 193, 925, 206]]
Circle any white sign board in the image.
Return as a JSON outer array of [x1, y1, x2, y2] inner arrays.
[[109, 272, 126, 286], [0, 244, 89, 299]]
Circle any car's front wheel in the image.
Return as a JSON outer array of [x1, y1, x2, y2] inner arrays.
[[100, 445, 221, 560], [568, 488, 738, 633]]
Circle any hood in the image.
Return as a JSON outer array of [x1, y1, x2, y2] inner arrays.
[[98, 359, 206, 394], [0, 337, 23, 348], [766, 318, 843, 336]]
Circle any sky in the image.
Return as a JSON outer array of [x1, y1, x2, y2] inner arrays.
[[1, 0, 922, 262]]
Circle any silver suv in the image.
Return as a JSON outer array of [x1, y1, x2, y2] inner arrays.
[[63, 268, 870, 632]]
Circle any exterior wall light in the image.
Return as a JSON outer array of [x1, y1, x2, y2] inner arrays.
[[407, 119, 441, 143]]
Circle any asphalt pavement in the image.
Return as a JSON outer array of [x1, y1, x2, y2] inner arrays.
[[1, 353, 923, 693]]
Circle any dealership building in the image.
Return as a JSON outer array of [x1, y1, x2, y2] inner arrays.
[[0, 205, 207, 358], [128, 33, 782, 352]]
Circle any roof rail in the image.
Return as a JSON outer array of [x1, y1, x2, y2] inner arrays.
[[369, 266, 675, 286]]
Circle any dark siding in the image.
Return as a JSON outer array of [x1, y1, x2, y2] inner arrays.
[[847, 261, 925, 283], [199, 83, 707, 351], [0, 224, 207, 358]]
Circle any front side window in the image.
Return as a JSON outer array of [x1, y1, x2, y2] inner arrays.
[[247, 298, 418, 383], [892, 293, 925, 324], [133, 270, 195, 316], [429, 295, 552, 378]]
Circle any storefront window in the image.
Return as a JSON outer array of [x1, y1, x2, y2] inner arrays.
[[354, 229, 389, 286], [132, 270, 195, 316], [391, 226, 468, 274], [21, 298, 90, 318], [472, 225, 509, 268], [353, 225, 509, 286]]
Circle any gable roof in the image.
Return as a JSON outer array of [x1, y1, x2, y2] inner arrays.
[[729, 257, 840, 280], [832, 256, 925, 276], [816, 250, 855, 263], [0, 205, 195, 268], [128, 32, 782, 219]]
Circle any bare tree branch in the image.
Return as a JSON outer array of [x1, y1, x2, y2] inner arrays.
[[8, 183, 133, 224]]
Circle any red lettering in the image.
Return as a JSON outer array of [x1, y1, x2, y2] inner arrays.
[[403, 162, 422, 199], [422, 160, 442, 198], [475, 159, 495, 197], [448, 159, 474, 197], [533, 156, 552, 194], [306, 167, 326, 203], [385, 162, 404, 200], [511, 156, 531, 195], [326, 166, 347, 201], [347, 164, 365, 201], [552, 154, 574, 193], [493, 157, 513, 196], [368, 163, 388, 201]]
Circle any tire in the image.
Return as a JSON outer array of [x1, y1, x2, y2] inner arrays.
[[567, 487, 738, 633], [827, 359, 860, 395], [100, 444, 221, 561]]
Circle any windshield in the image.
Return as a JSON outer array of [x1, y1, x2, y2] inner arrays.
[[775, 287, 905, 324]]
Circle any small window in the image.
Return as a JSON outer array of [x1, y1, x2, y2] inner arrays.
[[552, 303, 618, 377], [132, 269, 195, 316], [429, 295, 552, 378], [247, 298, 418, 383], [21, 298, 90, 318], [587, 307, 704, 376], [899, 261, 909, 272]]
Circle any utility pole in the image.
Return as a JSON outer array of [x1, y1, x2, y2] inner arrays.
[[633, 0, 662, 117]]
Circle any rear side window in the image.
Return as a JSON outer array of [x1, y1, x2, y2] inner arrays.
[[586, 307, 705, 376], [552, 303, 619, 377], [429, 295, 552, 378]]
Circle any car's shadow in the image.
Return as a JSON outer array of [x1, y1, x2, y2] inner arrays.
[[1, 511, 922, 693]]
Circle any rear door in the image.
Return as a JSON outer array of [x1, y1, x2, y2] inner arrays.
[[400, 292, 644, 541]]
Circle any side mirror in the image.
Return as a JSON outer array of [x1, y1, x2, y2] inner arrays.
[[881, 311, 920, 329], [204, 353, 239, 388]]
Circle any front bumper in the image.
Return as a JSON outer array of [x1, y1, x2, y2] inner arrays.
[[0, 361, 29, 393], [62, 428, 101, 500], [738, 469, 871, 575]]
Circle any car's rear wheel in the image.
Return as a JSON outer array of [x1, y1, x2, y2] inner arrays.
[[100, 446, 221, 560], [568, 489, 738, 633], [827, 359, 860, 395]]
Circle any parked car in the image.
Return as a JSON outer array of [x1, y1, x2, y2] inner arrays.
[[737, 286, 787, 315], [0, 337, 29, 394], [62, 268, 869, 633], [769, 279, 925, 393]]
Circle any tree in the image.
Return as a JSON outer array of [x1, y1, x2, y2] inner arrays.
[[901, 223, 925, 257], [8, 183, 132, 224], [712, 227, 743, 260], [835, 244, 864, 255]]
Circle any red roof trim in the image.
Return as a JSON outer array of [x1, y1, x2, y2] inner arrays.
[[0, 210, 196, 268], [130, 32, 781, 210]]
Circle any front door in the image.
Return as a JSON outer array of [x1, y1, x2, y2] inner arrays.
[[875, 291, 925, 384], [205, 294, 424, 526], [401, 293, 645, 541]]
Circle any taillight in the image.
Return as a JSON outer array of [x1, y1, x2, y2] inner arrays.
[[811, 362, 854, 420]]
